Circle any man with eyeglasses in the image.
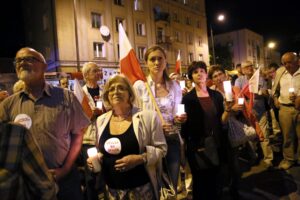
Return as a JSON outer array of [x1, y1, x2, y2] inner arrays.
[[0, 47, 90, 200]]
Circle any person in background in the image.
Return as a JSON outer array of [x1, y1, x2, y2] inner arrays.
[[88, 75, 167, 199], [272, 52, 300, 170], [12, 80, 25, 93], [59, 76, 69, 89], [134, 45, 187, 195], [231, 63, 243, 86], [0, 47, 90, 200], [208, 65, 244, 199], [181, 61, 232, 200], [80, 61, 104, 200], [0, 84, 9, 102], [235, 61, 275, 169]]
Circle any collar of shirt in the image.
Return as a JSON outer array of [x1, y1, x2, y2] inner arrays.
[[21, 82, 52, 98]]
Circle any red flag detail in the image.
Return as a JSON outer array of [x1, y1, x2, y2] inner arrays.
[[120, 49, 146, 84], [73, 79, 93, 119]]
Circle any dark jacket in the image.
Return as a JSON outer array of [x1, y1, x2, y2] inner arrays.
[[181, 87, 224, 150]]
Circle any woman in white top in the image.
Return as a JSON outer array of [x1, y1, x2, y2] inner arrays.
[[134, 45, 187, 193]]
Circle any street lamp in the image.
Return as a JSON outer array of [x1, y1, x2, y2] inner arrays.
[[267, 41, 276, 65], [210, 14, 225, 65]]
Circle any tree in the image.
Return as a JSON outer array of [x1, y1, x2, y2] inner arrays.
[[214, 44, 234, 70]]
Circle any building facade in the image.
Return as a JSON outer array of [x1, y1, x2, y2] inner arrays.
[[213, 28, 265, 68], [21, 0, 209, 75]]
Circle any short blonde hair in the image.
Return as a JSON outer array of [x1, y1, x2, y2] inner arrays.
[[102, 74, 136, 109], [82, 62, 98, 81]]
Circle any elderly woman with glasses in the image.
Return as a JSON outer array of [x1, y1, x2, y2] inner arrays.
[[87, 75, 167, 200]]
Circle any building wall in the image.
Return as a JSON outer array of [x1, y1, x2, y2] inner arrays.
[[23, 0, 208, 74], [214, 28, 265, 68]]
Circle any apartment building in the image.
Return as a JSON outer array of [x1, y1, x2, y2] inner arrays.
[[21, 0, 209, 75], [213, 28, 265, 68]]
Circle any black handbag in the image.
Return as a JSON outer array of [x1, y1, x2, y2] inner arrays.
[[194, 134, 219, 169]]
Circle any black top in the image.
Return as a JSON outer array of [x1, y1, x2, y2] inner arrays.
[[99, 122, 150, 189], [198, 97, 218, 137], [87, 86, 100, 103]]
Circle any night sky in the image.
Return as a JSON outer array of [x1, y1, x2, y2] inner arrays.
[[0, 0, 299, 57], [205, 0, 300, 54]]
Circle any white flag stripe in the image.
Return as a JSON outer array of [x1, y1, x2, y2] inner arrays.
[[73, 79, 84, 102], [119, 23, 132, 60], [249, 68, 260, 93]]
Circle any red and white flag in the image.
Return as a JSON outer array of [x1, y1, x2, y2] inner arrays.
[[175, 50, 181, 74], [249, 67, 260, 94], [119, 23, 146, 84], [73, 79, 93, 119]]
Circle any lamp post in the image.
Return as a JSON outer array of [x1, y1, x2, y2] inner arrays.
[[210, 14, 225, 65], [267, 41, 276, 66]]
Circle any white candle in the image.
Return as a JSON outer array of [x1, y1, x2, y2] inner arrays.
[[176, 104, 185, 115], [238, 98, 244, 105], [289, 87, 295, 93], [179, 80, 185, 90], [223, 81, 233, 101], [96, 101, 103, 109], [87, 147, 101, 172]]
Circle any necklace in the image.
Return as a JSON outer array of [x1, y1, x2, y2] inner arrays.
[[112, 109, 132, 122]]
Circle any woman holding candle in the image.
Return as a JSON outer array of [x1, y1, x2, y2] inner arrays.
[[87, 75, 167, 199], [134, 45, 187, 194], [181, 61, 232, 200]]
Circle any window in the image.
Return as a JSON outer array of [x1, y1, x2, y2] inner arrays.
[[188, 52, 193, 63], [116, 17, 125, 32], [114, 0, 124, 6], [137, 46, 146, 60], [187, 32, 193, 45], [93, 42, 105, 58], [174, 30, 181, 42], [136, 22, 146, 36], [186, 16, 191, 25], [91, 12, 102, 29], [157, 27, 165, 43], [196, 20, 201, 29], [198, 37, 203, 47], [134, 0, 143, 11], [198, 54, 203, 61], [173, 13, 179, 23]]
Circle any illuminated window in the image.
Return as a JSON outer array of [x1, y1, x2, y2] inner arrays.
[[137, 46, 146, 60], [136, 22, 146, 36], [93, 42, 105, 58]]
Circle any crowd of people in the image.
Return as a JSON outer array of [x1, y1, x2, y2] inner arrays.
[[0, 46, 299, 200]]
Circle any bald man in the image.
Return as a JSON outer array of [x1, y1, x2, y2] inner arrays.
[[0, 47, 90, 199], [272, 52, 300, 170]]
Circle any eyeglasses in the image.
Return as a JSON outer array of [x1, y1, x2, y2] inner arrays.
[[108, 85, 127, 93], [13, 56, 43, 66]]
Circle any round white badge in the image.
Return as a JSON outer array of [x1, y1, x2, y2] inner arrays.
[[104, 137, 122, 155], [14, 114, 32, 129]]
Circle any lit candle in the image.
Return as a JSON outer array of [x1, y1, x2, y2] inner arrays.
[[96, 101, 103, 109], [87, 147, 101, 172], [289, 87, 295, 94], [223, 81, 233, 101], [176, 104, 185, 115], [179, 80, 185, 90], [238, 98, 244, 105]]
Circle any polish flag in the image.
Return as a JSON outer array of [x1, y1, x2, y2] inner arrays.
[[249, 67, 260, 94], [73, 79, 93, 119], [119, 23, 146, 84], [175, 50, 181, 74]]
